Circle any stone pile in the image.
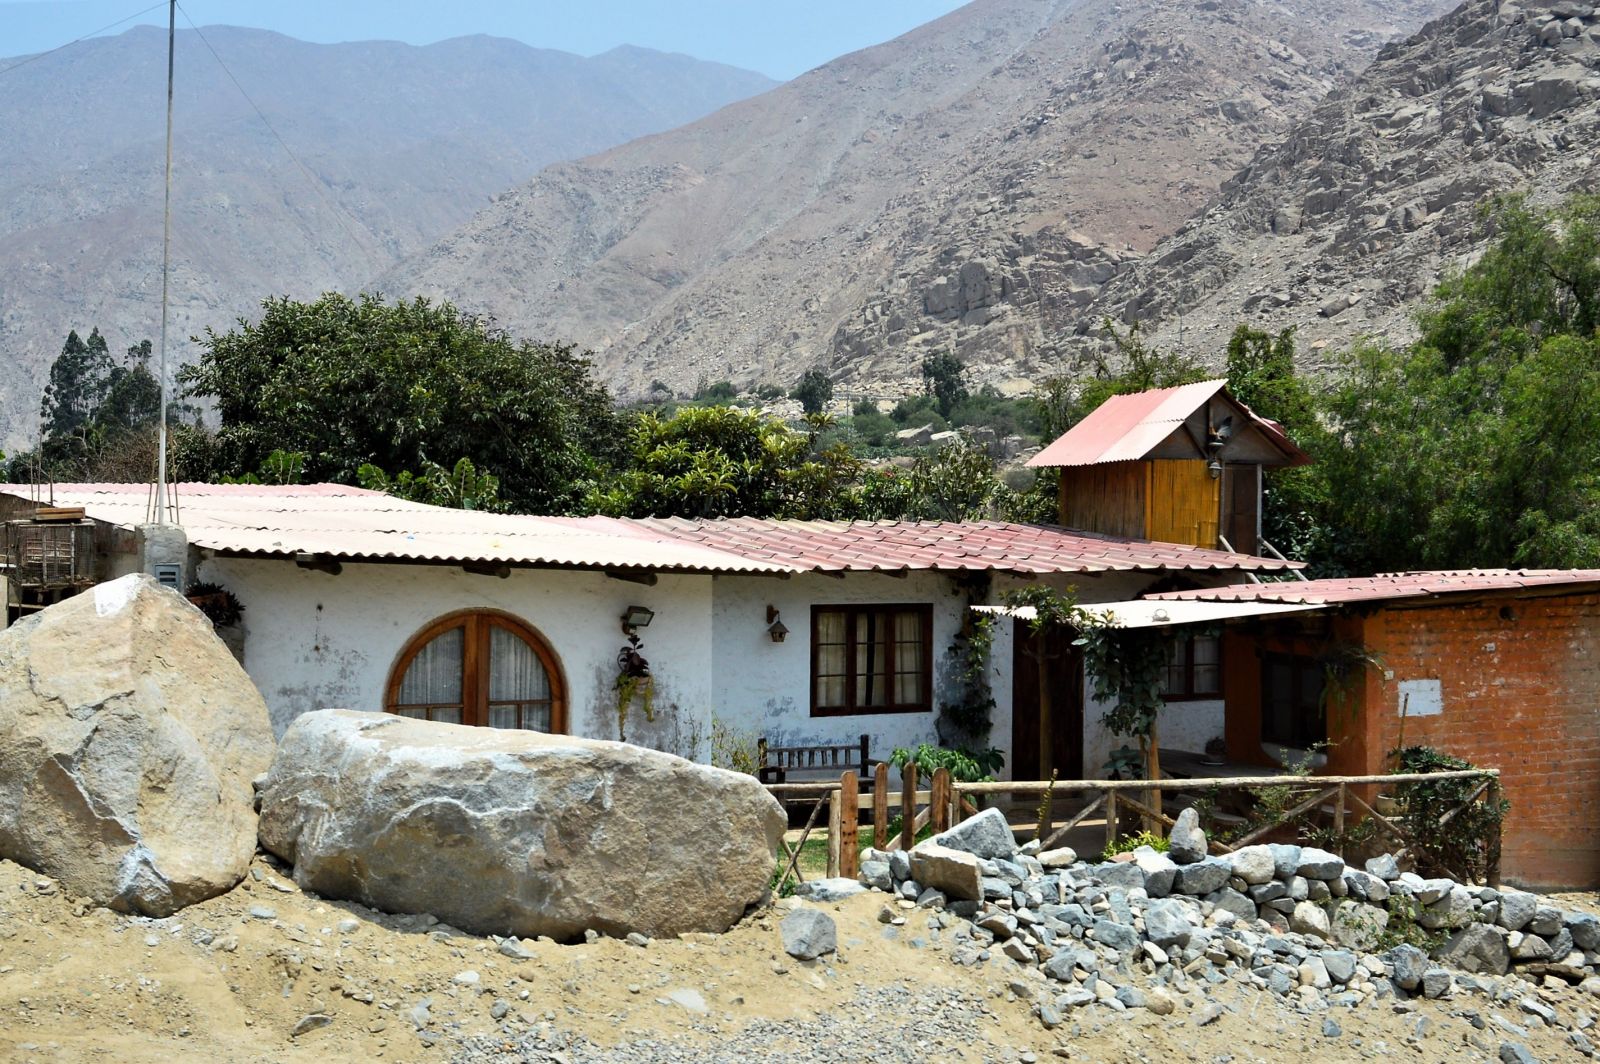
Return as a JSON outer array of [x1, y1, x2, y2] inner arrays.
[[856, 808, 1600, 1055]]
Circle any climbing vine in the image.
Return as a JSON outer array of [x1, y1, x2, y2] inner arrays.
[[1004, 585, 1175, 779]]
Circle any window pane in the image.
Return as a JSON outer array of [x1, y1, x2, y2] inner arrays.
[[432, 706, 461, 725], [489, 625, 550, 703], [855, 612, 888, 706], [893, 611, 924, 705], [1193, 665, 1220, 695], [520, 703, 551, 731], [1191, 635, 1220, 666], [488, 704, 517, 729], [398, 626, 463, 706], [815, 610, 847, 708]]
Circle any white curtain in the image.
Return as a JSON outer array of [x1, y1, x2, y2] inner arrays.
[[488, 624, 552, 731], [893, 610, 924, 705], [815, 610, 847, 707], [398, 626, 463, 722]]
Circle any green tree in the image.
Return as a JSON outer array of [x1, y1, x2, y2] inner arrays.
[[179, 293, 623, 512], [39, 328, 114, 442], [1316, 194, 1600, 571], [791, 368, 834, 415], [587, 405, 859, 519], [921, 352, 969, 418]]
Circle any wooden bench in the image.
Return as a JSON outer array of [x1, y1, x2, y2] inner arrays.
[[757, 733, 871, 785]]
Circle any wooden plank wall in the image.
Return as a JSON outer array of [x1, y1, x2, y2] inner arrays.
[[1057, 462, 1146, 538], [1145, 459, 1219, 548]]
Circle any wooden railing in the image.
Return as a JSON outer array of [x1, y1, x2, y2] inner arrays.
[[766, 765, 1503, 892]]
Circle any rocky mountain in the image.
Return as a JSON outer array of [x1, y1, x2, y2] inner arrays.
[[390, 0, 1452, 401], [0, 26, 775, 451], [1082, 0, 1600, 365]]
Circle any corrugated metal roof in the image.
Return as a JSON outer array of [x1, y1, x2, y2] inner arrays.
[[573, 516, 1301, 575], [1029, 379, 1228, 468], [0, 484, 1302, 576], [1148, 570, 1600, 606], [1027, 379, 1309, 469], [0, 483, 787, 574], [978, 598, 1322, 627]]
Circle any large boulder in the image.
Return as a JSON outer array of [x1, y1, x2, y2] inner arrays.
[[257, 710, 786, 940], [0, 574, 275, 915]]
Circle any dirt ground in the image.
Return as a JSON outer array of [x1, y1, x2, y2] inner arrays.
[[1, 854, 1596, 1064]]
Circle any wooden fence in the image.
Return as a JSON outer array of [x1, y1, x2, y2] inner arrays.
[[766, 764, 1502, 893]]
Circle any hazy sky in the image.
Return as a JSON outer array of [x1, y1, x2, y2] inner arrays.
[[0, 1, 970, 80]]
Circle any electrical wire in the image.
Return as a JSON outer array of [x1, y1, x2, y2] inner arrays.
[[174, 2, 387, 274], [0, 1, 171, 78]]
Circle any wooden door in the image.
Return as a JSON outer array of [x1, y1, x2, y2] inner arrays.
[[1223, 463, 1261, 555], [1011, 620, 1084, 781]]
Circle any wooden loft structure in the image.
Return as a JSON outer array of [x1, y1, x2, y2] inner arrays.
[[1027, 379, 1309, 557]]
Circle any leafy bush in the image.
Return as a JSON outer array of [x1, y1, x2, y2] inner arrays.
[[694, 380, 737, 402], [889, 743, 1003, 782], [1102, 830, 1169, 861], [1391, 746, 1506, 883], [791, 368, 834, 414]]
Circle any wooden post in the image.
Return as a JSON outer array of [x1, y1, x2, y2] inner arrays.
[[1487, 775, 1503, 888], [930, 767, 951, 834], [1104, 786, 1119, 853], [900, 761, 919, 852], [826, 786, 842, 879], [1333, 782, 1347, 852], [872, 762, 890, 849], [838, 770, 860, 879]]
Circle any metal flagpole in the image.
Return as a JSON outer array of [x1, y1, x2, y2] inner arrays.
[[155, 0, 176, 524]]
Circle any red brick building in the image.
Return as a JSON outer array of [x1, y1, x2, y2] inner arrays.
[[1152, 572, 1600, 889]]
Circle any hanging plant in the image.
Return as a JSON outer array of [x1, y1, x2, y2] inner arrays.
[[614, 634, 655, 742]]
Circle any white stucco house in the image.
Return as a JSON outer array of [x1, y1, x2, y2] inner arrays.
[[1, 482, 1297, 780]]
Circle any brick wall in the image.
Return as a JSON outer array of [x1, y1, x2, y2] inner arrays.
[[1359, 593, 1600, 889]]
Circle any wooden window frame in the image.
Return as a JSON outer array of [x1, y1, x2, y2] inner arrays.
[[1162, 631, 1223, 702], [385, 608, 567, 733], [1259, 651, 1326, 749], [809, 604, 933, 717]]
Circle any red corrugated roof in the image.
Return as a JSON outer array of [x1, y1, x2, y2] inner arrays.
[[2, 484, 1301, 576], [1148, 570, 1600, 606], [1027, 379, 1309, 469], [573, 517, 1301, 575]]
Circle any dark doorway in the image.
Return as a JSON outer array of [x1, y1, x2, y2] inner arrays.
[[1011, 620, 1084, 781], [1223, 463, 1260, 555]]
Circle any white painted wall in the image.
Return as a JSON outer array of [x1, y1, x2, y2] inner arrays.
[[707, 570, 961, 765], [199, 556, 716, 745], [1080, 688, 1225, 778]]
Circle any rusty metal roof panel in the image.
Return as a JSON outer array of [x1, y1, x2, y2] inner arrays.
[[586, 516, 1300, 575], [1028, 379, 1228, 468], [3, 485, 1302, 576], [1148, 570, 1600, 606]]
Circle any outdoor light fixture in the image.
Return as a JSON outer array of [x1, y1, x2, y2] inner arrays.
[[1207, 457, 1224, 479], [1151, 608, 1170, 623], [766, 605, 789, 643], [620, 605, 655, 633]]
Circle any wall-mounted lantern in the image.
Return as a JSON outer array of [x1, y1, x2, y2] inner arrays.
[[620, 604, 655, 635], [765, 605, 789, 643]]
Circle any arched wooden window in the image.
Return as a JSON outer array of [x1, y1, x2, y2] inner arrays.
[[385, 610, 566, 733]]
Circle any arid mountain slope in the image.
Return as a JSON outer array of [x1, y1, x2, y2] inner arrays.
[[1083, 0, 1600, 364], [392, 0, 1450, 399], [0, 27, 774, 450]]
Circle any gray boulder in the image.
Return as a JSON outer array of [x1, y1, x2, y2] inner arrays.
[[926, 807, 1016, 861], [1268, 844, 1303, 879], [1144, 899, 1196, 948], [909, 843, 983, 902], [1387, 944, 1428, 990], [1295, 848, 1345, 880], [1092, 917, 1141, 953], [1175, 858, 1231, 896], [1436, 924, 1511, 974], [781, 908, 837, 960], [1497, 889, 1538, 932], [1169, 808, 1207, 864], [0, 575, 275, 916], [1133, 848, 1178, 897], [1568, 913, 1600, 951], [257, 710, 785, 940], [1364, 854, 1400, 880], [1229, 845, 1276, 885], [1291, 900, 1332, 939], [1091, 860, 1146, 891]]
